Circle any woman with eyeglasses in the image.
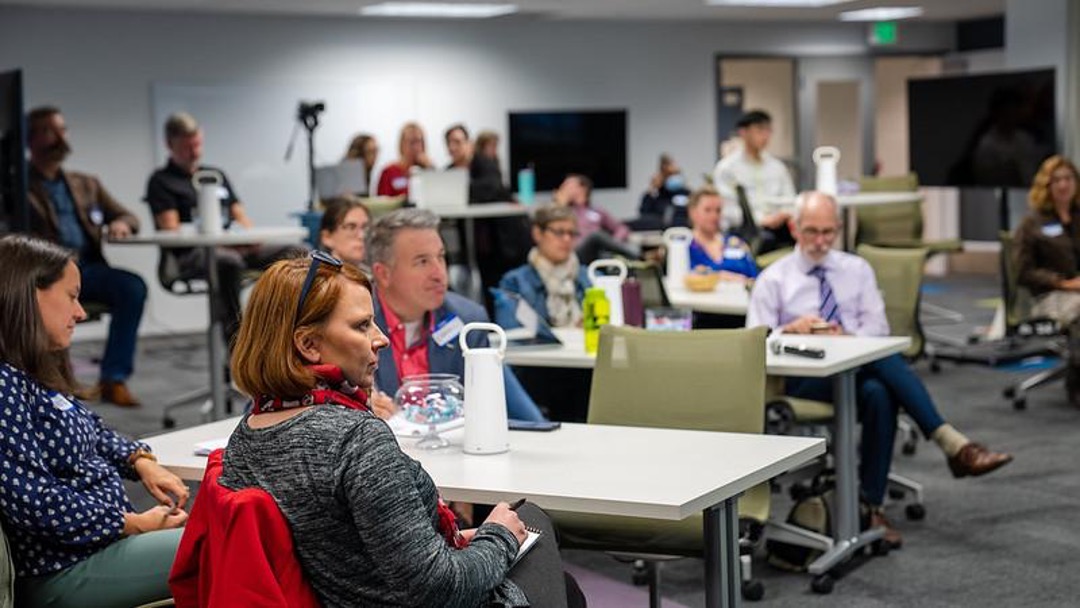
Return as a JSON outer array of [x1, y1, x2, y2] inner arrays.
[[497, 205, 592, 329], [1016, 155, 1080, 406], [319, 196, 372, 273], [0, 235, 189, 607], [687, 186, 759, 282], [210, 253, 583, 607]]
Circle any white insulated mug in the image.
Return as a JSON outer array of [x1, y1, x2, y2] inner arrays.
[[193, 169, 225, 236], [813, 146, 841, 196], [663, 227, 694, 286], [460, 322, 510, 455], [587, 258, 628, 327]]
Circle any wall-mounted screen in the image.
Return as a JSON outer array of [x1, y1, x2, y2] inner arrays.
[[508, 110, 627, 191], [908, 68, 1056, 188]]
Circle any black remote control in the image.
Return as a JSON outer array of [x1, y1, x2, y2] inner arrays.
[[783, 344, 826, 359]]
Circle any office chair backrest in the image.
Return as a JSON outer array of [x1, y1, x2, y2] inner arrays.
[[999, 231, 1034, 331], [734, 184, 762, 252], [857, 244, 928, 359], [858, 173, 919, 193], [157, 250, 208, 295], [588, 325, 767, 434], [855, 173, 924, 247]]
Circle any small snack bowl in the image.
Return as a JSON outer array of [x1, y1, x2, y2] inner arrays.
[[683, 270, 720, 292]]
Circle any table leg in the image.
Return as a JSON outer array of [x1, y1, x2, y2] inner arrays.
[[703, 496, 741, 608], [204, 245, 227, 421], [807, 369, 884, 575]]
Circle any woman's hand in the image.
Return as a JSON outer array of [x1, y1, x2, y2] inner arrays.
[[135, 458, 190, 511], [123, 505, 188, 536], [483, 502, 527, 545]]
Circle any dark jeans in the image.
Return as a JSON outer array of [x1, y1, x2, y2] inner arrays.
[[786, 353, 947, 505], [511, 503, 586, 608], [177, 243, 308, 343], [78, 262, 147, 382]]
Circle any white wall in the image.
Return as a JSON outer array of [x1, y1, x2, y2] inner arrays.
[[0, 7, 952, 336]]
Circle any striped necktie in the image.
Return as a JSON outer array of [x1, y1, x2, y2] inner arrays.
[[809, 265, 842, 324]]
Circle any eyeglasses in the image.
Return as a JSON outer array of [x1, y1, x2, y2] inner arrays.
[[337, 221, 367, 235], [294, 251, 344, 326], [544, 227, 581, 240], [799, 227, 839, 240]]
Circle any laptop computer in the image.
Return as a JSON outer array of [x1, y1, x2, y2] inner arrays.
[[490, 287, 563, 348], [315, 159, 368, 199], [411, 168, 468, 212]]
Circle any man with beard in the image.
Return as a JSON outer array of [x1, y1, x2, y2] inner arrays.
[[25, 106, 147, 406]]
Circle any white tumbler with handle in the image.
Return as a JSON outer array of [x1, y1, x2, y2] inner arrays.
[[193, 169, 225, 236], [587, 258, 628, 327], [460, 322, 509, 455], [663, 227, 694, 286], [813, 146, 841, 196]]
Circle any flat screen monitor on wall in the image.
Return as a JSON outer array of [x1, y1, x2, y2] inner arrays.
[[908, 68, 1056, 188], [0, 69, 29, 233], [509, 110, 627, 191]]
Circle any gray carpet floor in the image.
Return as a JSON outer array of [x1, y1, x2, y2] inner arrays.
[[72, 273, 1080, 607]]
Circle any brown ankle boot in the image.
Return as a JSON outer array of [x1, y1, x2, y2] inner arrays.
[[99, 381, 141, 407]]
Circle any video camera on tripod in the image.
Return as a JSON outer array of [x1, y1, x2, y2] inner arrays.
[[297, 101, 325, 123]]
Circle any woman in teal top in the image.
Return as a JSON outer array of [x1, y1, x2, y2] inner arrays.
[[687, 186, 758, 281]]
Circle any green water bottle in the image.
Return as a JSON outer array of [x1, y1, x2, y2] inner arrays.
[[583, 287, 610, 354]]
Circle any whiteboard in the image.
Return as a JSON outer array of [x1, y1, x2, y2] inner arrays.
[[150, 80, 417, 226]]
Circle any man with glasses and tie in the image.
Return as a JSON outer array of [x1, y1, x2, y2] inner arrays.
[[746, 191, 1013, 548]]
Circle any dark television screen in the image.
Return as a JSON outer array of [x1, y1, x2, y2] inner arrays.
[[0, 69, 28, 233], [908, 69, 1055, 188], [509, 110, 627, 191]]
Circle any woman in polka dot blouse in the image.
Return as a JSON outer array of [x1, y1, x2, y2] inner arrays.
[[0, 235, 190, 607]]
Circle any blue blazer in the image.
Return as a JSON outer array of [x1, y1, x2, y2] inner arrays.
[[497, 263, 591, 327], [373, 291, 547, 422]]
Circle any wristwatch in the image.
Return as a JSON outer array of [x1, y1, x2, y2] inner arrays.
[[129, 448, 158, 465]]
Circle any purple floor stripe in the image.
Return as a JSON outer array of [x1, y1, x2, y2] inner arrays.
[[563, 563, 692, 608]]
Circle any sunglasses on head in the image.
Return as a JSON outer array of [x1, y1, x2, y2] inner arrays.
[[294, 250, 344, 326]]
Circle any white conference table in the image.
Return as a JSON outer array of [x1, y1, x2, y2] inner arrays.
[[110, 226, 307, 420], [144, 418, 823, 608], [434, 202, 528, 302], [663, 278, 750, 316], [505, 329, 910, 578]]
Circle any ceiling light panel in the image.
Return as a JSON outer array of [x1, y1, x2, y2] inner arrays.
[[361, 2, 519, 18], [838, 6, 924, 21]]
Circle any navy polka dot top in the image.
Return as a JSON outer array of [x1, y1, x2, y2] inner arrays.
[[0, 362, 148, 577]]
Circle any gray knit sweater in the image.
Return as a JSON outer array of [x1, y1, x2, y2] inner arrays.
[[220, 406, 528, 607]]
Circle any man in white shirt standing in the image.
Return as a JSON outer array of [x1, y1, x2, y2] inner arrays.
[[712, 110, 796, 253], [747, 191, 1012, 548]]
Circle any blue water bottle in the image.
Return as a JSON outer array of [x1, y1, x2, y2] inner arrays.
[[517, 164, 535, 205]]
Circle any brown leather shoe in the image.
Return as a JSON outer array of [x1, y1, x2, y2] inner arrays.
[[870, 509, 903, 549], [72, 384, 101, 402], [99, 381, 141, 407], [948, 442, 1013, 478]]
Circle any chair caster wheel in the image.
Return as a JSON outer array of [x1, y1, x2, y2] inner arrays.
[[906, 503, 926, 521], [1013, 398, 1026, 410], [888, 488, 906, 500], [811, 574, 835, 594], [871, 540, 892, 557], [741, 580, 764, 602], [930, 360, 941, 373], [902, 441, 917, 456], [1003, 386, 1016, 398], [162, 417, 176, 429], [630, 562, 649, 586]]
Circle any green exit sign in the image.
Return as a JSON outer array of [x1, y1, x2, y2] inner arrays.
[[870, 21, 899, 45]]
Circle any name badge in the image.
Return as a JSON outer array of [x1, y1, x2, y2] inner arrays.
[[1042, 223, 1064, 238], [392, 176, 409, 191], [88, 206, 104, 226], [723, 247, 747, 260], [50, 393, 74, 411], [432, 315, 464, 347]]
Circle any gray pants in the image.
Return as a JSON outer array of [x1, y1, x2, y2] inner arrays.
[[1031, 290, 1080, 329], [15, 528, 182, 608]]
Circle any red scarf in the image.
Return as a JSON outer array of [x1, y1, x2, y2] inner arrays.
[[253, 364, 466, 549]]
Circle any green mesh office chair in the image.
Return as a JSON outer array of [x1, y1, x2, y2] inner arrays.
[[549, 325, 773, 603], [767, 245, 932, 522], [854, 174, 963, 257], [998, 231, 1067, 410]]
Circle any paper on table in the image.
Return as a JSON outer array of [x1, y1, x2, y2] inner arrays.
[[385, 414, 465, 438], [193, 437, 229, 456]]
